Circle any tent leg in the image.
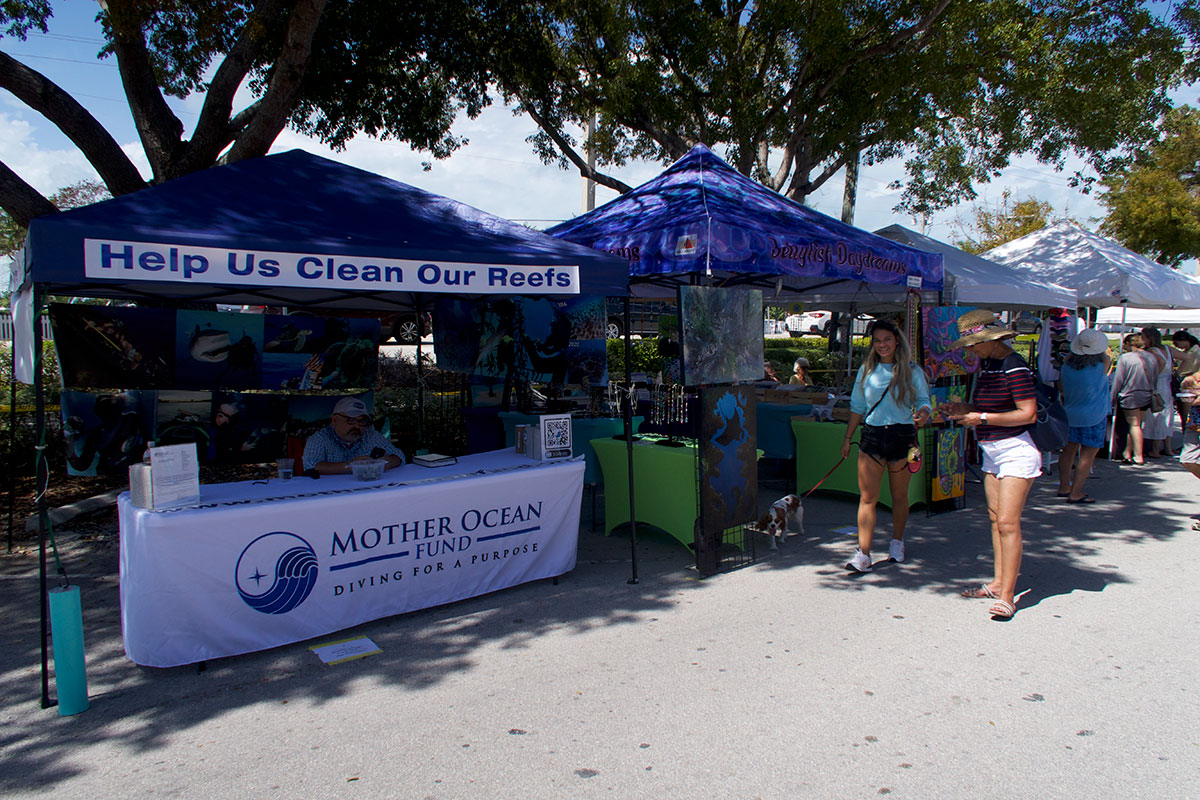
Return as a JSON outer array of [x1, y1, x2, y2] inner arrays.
[[33, 289, 53, 709], [623, 297, 638, 585], [7, 340, 15, 554], [415, 296, 425, 447]]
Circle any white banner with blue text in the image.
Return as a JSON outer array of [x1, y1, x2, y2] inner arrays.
[[85, 239, 581, 295], [118, 451, 584, 667]]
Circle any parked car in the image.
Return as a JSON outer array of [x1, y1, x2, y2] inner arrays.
[[605, 298, 678, 339], [764, 318, 789, 335], [785, 310, 874, 337], [785, 310, 833, 336], [1005, 311, 1042, 335]]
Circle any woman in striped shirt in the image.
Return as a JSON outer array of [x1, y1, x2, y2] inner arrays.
[[941, 310, 1038, 620]]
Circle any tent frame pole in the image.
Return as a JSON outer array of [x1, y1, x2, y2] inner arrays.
[[7, 338, 15, 554], [415, 295, 426, 447], [623, 297, 638, 584], [34, 286, 54, 709]]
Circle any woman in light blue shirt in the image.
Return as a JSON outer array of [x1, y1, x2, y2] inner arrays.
[[840, 320, 932, 572]]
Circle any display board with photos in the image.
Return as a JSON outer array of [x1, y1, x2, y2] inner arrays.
[[61, 389, 376, 475], [50, 305, 380, 391], [50, 304, 383, 475], [432, 295, 607, 386]]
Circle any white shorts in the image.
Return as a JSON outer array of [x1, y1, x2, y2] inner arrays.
[[980, 431, 1042, 479]]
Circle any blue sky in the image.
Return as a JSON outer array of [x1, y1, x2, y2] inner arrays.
[[2, 4, 1194, 279]]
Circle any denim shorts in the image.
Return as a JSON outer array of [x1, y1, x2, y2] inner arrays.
[[1068, 421, 1108, 449], [859, 423, 917, 463]]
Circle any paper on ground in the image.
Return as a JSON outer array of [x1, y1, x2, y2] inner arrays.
[[310, 636, 382, 664], [832, 525, 857, 535]]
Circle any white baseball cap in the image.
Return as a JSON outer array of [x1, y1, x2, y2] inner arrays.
[[333, 397, 370, 417]]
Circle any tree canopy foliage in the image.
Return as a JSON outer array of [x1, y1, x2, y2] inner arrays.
[[0, 179, 109, 260], [504, 0, 1200, 213], [951, 190, 1062, 254], [0, 0, 541, 227], [1099, 105, 1200, 268]]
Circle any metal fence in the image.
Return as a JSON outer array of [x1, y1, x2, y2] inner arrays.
[[0, 312, 54, 342]]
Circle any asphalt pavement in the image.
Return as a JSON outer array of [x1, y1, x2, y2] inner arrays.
[[1, 452, 1198, 799]]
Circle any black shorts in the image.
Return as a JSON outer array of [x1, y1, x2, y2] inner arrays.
[[859, 423, 917, 463]]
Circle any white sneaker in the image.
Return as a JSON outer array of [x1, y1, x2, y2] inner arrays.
[[889, 539, 905, 563], [846, 549, 872, 573]]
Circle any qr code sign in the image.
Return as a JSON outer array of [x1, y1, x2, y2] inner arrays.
[[542, 417, 571, 450]]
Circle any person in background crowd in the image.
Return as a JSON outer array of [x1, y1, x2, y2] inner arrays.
[[840, 319, 931, 572], [789, 356, 812, 386], [1056, 329, 1112, 503], [940, 310, 1038, 620], [1110, 333, 1156, 465], [302, 396, 405, 475], [1140, 327, 1174, 458], [1179, 367, 1200, 531], [1168, 331, 1200, 428], [763, 360, 782, 383]]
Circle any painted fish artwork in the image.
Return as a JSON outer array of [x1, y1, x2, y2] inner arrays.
[[680, 286, 764, 386], [931, 427, 966, 501], [923, 306, 980, 381], [699, 385, 758, 543]]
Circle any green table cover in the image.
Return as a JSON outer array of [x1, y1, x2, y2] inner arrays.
[[790, 418, 930, 509], [592, 435, 763, 550]]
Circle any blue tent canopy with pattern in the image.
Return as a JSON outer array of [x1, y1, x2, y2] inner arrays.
[[547, 144, 942, 304]]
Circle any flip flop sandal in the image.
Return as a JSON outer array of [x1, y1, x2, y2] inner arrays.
[[1067, 495, 1095, 504], [1192, 520, 1200, 532], [961, 584, 998, 599], [988, 600, 1016, 619]]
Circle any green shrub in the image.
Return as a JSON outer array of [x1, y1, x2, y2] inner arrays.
[[606, 338, 665, 377]]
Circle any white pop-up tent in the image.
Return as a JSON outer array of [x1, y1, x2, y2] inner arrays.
[[982, 222, 1200, 309], [1095, 306, 1200, 329], [873, 224, 1076, 309]]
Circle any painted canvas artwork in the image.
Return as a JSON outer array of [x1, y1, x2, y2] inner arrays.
[[698, 385, 758, 562], [680, 286, 764, 386], [923, 307, 980, 381], [929, 385, 969, 422], [931, 427, 966, 502]]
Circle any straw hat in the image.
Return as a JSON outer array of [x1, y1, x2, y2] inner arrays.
[[951, 309, 1017, 348], [1070, 328, 1109, 356]]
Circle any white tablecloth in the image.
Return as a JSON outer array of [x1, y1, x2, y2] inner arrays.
[[118, 450, 584, 667]]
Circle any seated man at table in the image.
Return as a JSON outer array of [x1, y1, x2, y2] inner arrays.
[[302, 397, 406, 475]]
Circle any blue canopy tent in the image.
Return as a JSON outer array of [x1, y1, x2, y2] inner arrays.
[[546, 144, 943, 309], [18, 149, 629, 308], [14, 149, 631, 709], [548, 145, 943, 578]]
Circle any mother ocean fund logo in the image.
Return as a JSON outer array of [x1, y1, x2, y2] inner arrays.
[[235, 532, 319, 614]]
